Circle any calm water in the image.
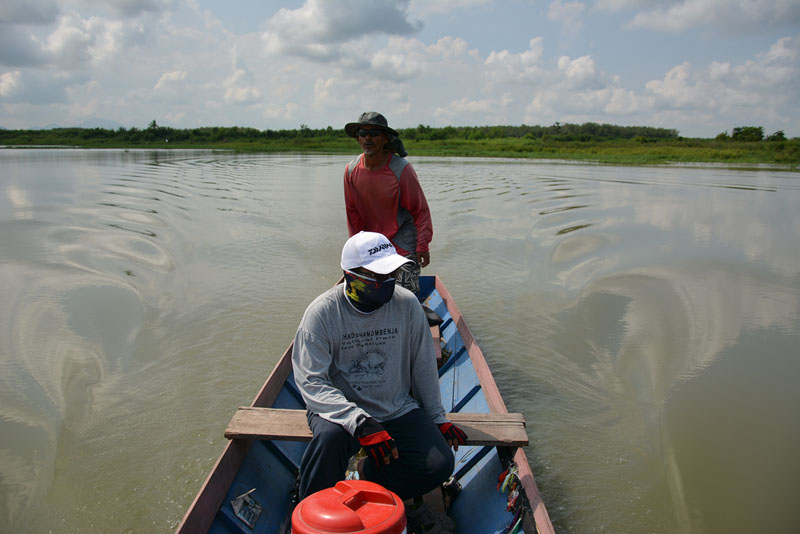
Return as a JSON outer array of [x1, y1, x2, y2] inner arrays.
[[1, 149, 798, 533]]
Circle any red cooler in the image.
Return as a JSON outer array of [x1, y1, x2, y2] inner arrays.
[[291, 480, 406, 534]]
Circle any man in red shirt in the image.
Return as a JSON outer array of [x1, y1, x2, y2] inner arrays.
[[343, 112, 433, 295]]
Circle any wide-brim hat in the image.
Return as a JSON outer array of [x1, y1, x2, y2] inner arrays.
[[344, 112, 399, 138], [341, 231, 413, 274]]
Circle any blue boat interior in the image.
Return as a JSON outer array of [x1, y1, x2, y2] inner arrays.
[[209, 276, 518, 533]]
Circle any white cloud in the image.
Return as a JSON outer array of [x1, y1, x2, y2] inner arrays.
[[763, 34, 800, 64], [0, 70, 22, 96], [557, 54, 604, 89], [548, 0, 587, 28], [0, 0, 797, 136], [708, 61, 732, 81], [606, 0, 800, 32], [0, 26, 47, 67], [0, 0, 172, 28], [485, 37, 546, 84], [517, 33, 800, 133], [44, 14, 93, 66], [153, 69, 186, 92], [593, 0, 647, 9], [263, 101, 299, 121], [68, 96, 97, 120], [0, 11, 148, 69], [426, 36, 470, 60], [73, 0, 175, 18], [371, 51, 423, 79], [0, 0, 59, 25], [224, 84, 261, 105], [647, 35, 799, 105], [262, 0, 421, 59], [646, 62, 710, 107], [641, 35, 800, 131], [370, 36, 426, 80], [408, 0, 491, 17], [312, 77, 336, 109], [85, 17, 143, 62], [604, 87, 645, 114], [223, 68, 261, 105], [0, 69, 89, 105], [163, 110, 185, 123], [434, 93, 513, 123]]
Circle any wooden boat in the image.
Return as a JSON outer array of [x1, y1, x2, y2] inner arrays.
[[177, 276, 554, 533]]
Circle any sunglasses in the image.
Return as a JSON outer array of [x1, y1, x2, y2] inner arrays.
[[345, 269, 395, 287], [357, 129, 386, 138]]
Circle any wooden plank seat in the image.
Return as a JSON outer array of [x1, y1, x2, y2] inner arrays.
[[225, 407, 529, 447]]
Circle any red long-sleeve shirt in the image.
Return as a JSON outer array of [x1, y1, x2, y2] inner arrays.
[[344, 154, 432, 256]]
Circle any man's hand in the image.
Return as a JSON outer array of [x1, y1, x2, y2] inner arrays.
[[438, 422, 467, 451], [417, 251, 431, 268], [356, 417, 399, 468]]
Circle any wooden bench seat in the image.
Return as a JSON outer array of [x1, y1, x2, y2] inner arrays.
[[225, 407, 528, 447]]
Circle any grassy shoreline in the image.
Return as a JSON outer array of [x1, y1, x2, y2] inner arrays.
[[2, 129, 798, 169]]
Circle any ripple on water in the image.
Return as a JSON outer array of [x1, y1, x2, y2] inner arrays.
[[3, 153, 799, 533], [1, 265, 146, 528]]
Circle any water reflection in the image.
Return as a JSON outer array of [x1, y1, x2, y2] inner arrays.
[[571, 260, 800, 531], [424, 160, 799, 532], [0, 151, 798, 533]]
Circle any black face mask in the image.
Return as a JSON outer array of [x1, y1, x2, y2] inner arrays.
[[344, 270, 396, 313]]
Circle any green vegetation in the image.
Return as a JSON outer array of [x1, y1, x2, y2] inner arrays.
[[1, 121, 797, 169]]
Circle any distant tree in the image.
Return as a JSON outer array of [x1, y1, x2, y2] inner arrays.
[[767, 130, 786, 141], [441, 126, 457, 138], [486, 126, 506, 139], [715, 131, 730, 141], [297, 124, 313, 138], [416, 124, 433, 140], [731, 126, 764, 142], [470, 129, 487, 140], [148, 120, 158, 130]]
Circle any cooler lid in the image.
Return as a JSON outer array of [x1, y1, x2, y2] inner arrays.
[[292, 480, 406, 534]]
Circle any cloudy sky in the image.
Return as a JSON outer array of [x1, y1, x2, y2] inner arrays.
[[1, 0, 798, 137]]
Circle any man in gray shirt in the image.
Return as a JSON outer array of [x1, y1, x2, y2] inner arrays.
[[292, 231, 467, 507]]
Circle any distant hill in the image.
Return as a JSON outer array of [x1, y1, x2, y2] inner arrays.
[[12, 118, 126, 130], [75, 118, 125, 129]]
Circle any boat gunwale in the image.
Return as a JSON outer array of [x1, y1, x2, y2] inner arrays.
[[434, 277, 554, 534]]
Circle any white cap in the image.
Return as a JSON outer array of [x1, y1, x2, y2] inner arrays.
[[341, 231, 413, 274]]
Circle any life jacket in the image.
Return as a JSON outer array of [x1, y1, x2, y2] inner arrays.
[[345, 153, 417, 255], [345, 153, 409, 181]]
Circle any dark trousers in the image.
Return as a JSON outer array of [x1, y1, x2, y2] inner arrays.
[[298, 408, 454, 500]]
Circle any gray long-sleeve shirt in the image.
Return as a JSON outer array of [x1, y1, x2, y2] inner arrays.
[[291, 284, 447, 435]]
